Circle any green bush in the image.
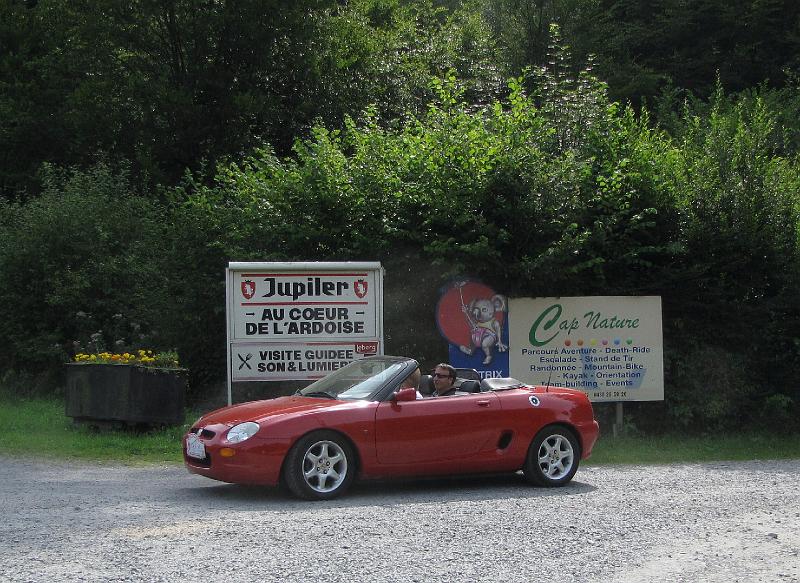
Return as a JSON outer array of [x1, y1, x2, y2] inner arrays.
[[0, 163, 172, 376], [2, 37, 799, 432], [162, 45, 800, 429]]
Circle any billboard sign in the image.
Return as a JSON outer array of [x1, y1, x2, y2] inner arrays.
[[508, 296, 663, 402], [226, 262, 384, 400], [436, 280, 510, 379]]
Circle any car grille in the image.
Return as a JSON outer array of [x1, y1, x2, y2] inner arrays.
[[186, 427, 215, 467], [191, 427, 217, 439]]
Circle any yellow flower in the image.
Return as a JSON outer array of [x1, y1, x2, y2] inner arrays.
[[73, 348, 180, 369]]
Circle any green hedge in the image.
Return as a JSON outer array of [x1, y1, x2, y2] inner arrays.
[[2, 56, 799, 432]]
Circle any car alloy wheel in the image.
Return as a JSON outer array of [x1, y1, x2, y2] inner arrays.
[[302, 439, 348, 493], [284, 430, 356, 500], [523, 426, 581, 487]]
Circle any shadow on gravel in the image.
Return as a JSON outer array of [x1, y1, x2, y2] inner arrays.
[[175, 471, 597, 510], [345, 472, 598, 507]]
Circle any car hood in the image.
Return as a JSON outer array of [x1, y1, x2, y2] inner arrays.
[[197, 396, 357, 427]]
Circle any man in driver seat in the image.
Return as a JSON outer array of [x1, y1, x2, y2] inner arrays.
[[432, 363, 457, 396]]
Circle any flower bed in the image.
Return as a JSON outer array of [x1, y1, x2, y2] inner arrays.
[[65, 351, 186, 427], [73, 349, 180, 368]]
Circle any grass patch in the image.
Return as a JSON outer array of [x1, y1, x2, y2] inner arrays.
[[586, 432, 800, 465], [1, 396, 799, 465], [0, 395, 196, 464]]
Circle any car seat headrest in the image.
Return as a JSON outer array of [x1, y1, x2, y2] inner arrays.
[[418, 374, 435, 396], [458, 379, 481, 393]]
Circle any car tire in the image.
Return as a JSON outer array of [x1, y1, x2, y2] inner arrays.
[[523, 426, 581, 487], [283, 430, 356, 500]]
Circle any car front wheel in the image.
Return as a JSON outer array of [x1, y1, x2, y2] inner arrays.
[[523, 426, 581, 487], [283, 430, 356, 500]]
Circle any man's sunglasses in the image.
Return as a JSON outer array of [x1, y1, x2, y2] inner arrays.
[[432, 373, 453, 379]]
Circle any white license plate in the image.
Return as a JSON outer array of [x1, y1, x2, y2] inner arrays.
[[186, 434, 206, 459]]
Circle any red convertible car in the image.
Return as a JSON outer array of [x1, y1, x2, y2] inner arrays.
[[184, 355, 599, 500]]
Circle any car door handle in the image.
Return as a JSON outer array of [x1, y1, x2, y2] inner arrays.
[[476, 400, 491, 407]]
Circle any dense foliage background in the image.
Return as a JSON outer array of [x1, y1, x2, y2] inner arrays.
[[2, 0, 799, 432]]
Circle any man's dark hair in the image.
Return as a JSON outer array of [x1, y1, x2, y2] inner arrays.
[[434, 363, 456, 379]]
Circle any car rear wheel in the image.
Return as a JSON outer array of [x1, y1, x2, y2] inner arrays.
[[283, 431, 356, 500], [523, 426, 581, 487]]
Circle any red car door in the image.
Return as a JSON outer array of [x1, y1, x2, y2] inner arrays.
[[373, 392, 503, 465]]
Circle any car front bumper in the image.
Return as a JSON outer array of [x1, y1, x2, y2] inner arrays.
[[183, 424, 292, 486]]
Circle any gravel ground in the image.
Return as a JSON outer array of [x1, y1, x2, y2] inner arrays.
[[0, 456, 798, 583]]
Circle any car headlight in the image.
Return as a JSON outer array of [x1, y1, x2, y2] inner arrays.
[[227, 421, 260, 443]]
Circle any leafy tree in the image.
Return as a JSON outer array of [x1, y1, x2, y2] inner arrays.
[[0, 0, 503, 199], [3, 18, 800, 430], [582, 0, 800, 105], [481, 0, 597, 72]]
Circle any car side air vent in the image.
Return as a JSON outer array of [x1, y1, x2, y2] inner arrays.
[[497, 431, 513, 450]]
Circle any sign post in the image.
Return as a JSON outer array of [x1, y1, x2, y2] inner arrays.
[[225, 262, 384, 404], [614, 402, 624, 437]]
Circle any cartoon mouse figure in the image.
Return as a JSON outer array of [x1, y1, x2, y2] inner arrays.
[[459, 294, 508, 365]]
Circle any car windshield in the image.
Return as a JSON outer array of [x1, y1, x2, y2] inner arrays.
[[297, 357, 410, 401]]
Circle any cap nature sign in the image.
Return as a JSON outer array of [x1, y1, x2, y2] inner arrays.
[[508, 296, 664, 402]]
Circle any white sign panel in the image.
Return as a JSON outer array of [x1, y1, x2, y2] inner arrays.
[[508, 296, 663, 402], [231, 341, 380, 381], [226, 262, 384, 395], [232, 269, 379, 340]]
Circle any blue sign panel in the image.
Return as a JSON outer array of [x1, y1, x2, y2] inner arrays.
[[436, 280, 510, 379]]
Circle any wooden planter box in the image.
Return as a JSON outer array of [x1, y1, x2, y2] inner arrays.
[[65, 363, 187, 427]]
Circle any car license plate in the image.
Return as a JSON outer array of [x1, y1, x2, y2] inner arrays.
[[186, 434, 206, 459]]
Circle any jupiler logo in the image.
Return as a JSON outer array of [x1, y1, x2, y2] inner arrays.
[[241, 279, 256, 300]]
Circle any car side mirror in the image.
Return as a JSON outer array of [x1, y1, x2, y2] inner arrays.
[[393, 387, 417, 402]]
